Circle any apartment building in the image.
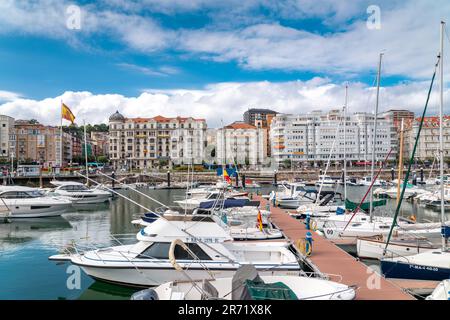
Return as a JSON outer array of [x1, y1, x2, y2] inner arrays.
[[216, 121, 267, 168], [0, 115, 14, 159], [270, 110, 397, 165], [108, 111, 207, 170], [243, 108, 278, 157], [403, 116, 450, 161], [12, 120, 73, 167]]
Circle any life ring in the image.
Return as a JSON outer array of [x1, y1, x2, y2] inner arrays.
[[169, 239, 190, 271], [295, 239, 312, 256]]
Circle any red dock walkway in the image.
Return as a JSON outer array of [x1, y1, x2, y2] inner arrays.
[[256, 196, 415, 300]]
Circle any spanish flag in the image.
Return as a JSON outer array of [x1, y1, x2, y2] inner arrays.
[[61, 102, 75, 124], [223, 168, 231, 184], [257, 210, 263, 231]]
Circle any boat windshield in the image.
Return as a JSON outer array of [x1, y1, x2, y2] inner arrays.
[[0, 190, 44, 199], [59, 185, 89, 192]]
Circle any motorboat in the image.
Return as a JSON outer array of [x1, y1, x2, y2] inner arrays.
[[132, 265, 356, 300], [426, 279, 450, 300], [357, 176, 387, 187], [0, 186, 72, 218], [315, 175, 335, 187], [49, 215, 301, 287], [269, 183, 317, 209], [293, 191, 345, 219], [381, 249, 450, 281], [174, 190, 248, 210], [49, 181, 112, 204], [373, 184, 424, 199], [356, 234, 439, 260]]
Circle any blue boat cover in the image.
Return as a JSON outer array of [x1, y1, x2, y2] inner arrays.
[[199, 198, 249, 209]]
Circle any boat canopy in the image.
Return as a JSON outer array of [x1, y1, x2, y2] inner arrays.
[[345, 198, 386, 213], [231, 265, 297, 300], [199, 198, 251, 209]]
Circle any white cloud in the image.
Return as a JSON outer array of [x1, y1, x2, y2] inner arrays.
[[0, 90, 22, 102], [0, 78, 446, 127]]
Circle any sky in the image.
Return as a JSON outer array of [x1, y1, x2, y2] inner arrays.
[[0, 0, 449, 127]]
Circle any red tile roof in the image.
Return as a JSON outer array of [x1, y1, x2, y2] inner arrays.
[[224, 121, 257, 129]]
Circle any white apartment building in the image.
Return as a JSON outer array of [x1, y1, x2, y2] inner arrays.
[[270, 110, 397, 165], [108, 111, 207, 169], [216, 121, 267, 168], [0, 115, 14, 159]]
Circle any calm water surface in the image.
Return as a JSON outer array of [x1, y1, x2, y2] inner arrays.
[[0, 185, 447, 300]]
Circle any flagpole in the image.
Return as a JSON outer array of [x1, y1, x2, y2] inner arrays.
[[60, 100, 63, 170]]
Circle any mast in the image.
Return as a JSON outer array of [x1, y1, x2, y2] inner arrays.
[[439, 21, 446, 251], [343, 84, 348, 201], [396, 119, 405, 205], [84, 120, 89, 186], [369, 53, 383, 222]]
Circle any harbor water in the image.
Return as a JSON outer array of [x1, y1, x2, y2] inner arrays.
[[0, 185, 447, 300]]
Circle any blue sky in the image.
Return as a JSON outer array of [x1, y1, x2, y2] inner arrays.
[[0, 0, 448, 126]]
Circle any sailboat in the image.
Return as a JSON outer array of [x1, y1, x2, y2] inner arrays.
[[380, 21, 450, 281]]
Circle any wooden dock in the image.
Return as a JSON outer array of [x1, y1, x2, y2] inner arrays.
[[255, 195, 416, 300]]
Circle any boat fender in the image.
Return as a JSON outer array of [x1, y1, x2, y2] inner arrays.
[[130, 289, 159, 300]]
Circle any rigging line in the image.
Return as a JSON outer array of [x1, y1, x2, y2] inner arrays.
[[384, 56, 440, 254]]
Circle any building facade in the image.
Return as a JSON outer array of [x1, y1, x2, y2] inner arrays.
[[108, 111, 207, 170], [12, 120, 73, 168], [216, 121, 267, 168], [243, 108, 278, 157], [270, 110, 397, 166], [0, 115, 14, 160], [403, 116, 450, 161], [90, 131, 109, 157]]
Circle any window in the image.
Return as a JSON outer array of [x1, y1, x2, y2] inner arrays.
[[137, 242, 211, 260]]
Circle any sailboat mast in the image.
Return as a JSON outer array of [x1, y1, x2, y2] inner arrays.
[[396, 119, 405, 205], [439, 21, 446, 251], [369, 53, 383, 222], [343, 84, 348, 201], [84, 120, 89, 186]]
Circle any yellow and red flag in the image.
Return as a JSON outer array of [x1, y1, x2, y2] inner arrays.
[[257, 210, 263, 231], [223, 168, 231, 184], [61, 102, 75, 124]]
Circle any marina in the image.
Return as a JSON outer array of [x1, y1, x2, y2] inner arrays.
[[2, 1, 450, 307], [0, 182, 448, 300]]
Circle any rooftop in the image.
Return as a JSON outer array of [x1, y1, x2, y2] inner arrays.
[[224, 121, 257, 129]]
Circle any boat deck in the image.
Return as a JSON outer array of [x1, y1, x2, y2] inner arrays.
[[255, 195, 415, 300]]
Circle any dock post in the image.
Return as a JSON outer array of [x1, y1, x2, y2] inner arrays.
[[167, 171, 171, 188], [39, 166, 43, 189], [391, 167, 395, 181], [420, 167, 424, 183], [242, 174, 246, 188], [235, 171, 239, 188], [112, 171, 115, 189], [273, 172, 277, 185]]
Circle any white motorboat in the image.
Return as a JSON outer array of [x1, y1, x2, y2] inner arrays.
[[426, 279, 450, 300], [373, 184, 424, 199], [49, 215, 301, 287], [270, 183, 317, 209], [356, 234, 438, 260], [357, 176, 387, 187], [0, 186, 72, 218], [133, 265, 355, 300], [315, 175, 335, 187], [174, 190, 248, 210], [293, 191, 345, 219], [49, 181, 112, 204]]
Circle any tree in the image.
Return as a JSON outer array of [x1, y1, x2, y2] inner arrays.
[[97, 156, 109, 163], [282, 159, 291, 169], [29, 119, 39, 124]]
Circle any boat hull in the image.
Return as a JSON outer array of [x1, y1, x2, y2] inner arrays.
[[356, 237, 434, 260], [381, 260, 450, 281], [79, 264, 301, 287]]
